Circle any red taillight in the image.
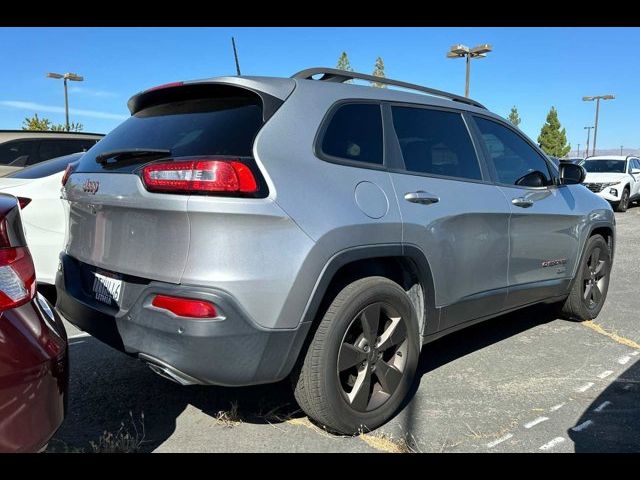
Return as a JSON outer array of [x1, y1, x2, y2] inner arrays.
[[151, 294, 218, 319], [62, 161, 78, 186], [17, 197, 31, 209], [141, 159, 258, 194], [0, 247, 36, 311]]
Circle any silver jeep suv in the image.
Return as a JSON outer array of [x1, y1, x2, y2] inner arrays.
[[56, 68, 615, 434]]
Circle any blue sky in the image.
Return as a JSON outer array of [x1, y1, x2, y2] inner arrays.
[[0, 27, 637, 151]]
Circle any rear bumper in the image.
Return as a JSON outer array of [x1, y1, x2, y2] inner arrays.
[[55, 254, 310, 387], [0, 294, 68, 453]]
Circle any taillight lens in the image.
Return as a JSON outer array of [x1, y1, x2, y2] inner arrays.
[[0, 247, 36, 311], [151, 294, 218, 318], [62, 161, 79, 186], [140, 159, 258, 195], [17, 197, 31, 209]]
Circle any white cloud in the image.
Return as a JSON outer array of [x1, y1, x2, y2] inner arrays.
[[67, 86, 119, 98], [0, 100, 128, 120]]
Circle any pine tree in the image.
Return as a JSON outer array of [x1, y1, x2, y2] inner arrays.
[[371, 57, 387, 88], [508, 106, 521, 128], [336, 52, 354, 73], [537, 107, 571, 157]]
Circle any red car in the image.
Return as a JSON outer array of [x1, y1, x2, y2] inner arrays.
[[0, 193, 68, 453]]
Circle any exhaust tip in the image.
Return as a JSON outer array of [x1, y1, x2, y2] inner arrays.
[[139, 353, 203, 386]]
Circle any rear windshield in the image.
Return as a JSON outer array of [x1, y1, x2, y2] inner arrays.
[[8, 152, 82, 179], [76, 96, 263, 173]]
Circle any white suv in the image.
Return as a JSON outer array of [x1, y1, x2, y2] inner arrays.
[[582, 155, 640, 212]]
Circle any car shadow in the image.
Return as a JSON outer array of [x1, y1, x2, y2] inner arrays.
[[568, 357, 640, 452], [396, 303, 559, 443], [51, 303, 558, 452]]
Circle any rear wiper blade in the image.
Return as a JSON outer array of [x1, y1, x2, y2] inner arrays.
[[96, 148, 171, 165]]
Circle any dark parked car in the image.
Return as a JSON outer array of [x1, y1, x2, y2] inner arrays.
[[0, 193, 68, 452], [0, 130, 103, 177]]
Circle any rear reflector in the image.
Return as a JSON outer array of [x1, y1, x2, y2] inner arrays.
[[141, 159, 258, 194], [17, 197, 31, 209], [151, 294, 218, 318], [0, 247, 36, 310]]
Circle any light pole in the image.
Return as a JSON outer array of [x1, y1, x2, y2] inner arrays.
[[584, 126, 594, 159], [46, 72, 84, 131], [447, 44, 492, 98], [577, 144, 580, 157], [620, 145, 624, 156], [583, 94, 614, 156]]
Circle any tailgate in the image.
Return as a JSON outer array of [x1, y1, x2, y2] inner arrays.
[[64, 172, 189, 284]]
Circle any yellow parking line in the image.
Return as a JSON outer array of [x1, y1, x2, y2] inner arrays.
[[583, 321, 640, 350]]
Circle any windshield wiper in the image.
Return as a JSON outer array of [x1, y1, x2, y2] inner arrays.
[[96, 148, 171, 165]]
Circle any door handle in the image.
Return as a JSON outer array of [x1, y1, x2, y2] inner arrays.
[[512, 197, 534, 208], [404, 191, 440, 205]]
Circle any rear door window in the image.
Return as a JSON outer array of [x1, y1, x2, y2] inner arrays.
[[76, 96, 263, 173], [320, 103, 384, 166], [391, 106, 482, 180]]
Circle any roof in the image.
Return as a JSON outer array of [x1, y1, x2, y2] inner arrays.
[[586, 155, 636, 161]]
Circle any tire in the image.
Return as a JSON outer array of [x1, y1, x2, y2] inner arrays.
[[559, 234, 611, 321], [615, 188, 630, 212], [292, 276, 420, 435]]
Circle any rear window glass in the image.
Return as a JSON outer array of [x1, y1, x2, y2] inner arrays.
[[320, 103, 383, 165], [76, 96, 263, 173], [8, 153, 82, 179]]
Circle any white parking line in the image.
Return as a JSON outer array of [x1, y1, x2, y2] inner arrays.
[[571, 420, 594, 432], [69, 332, 91, 339], [549, 403, 566, 412], [597, 370, 614, 379], [539, 437, 566, 451], [576, 382, 595, 393], [486, 433, 513, 448], [618, 355, 631, 365], [524, 417, 549, 429], [594, 401, 612, 412]]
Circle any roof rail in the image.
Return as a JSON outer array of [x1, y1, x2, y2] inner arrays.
[[291, 67, 486, 110]]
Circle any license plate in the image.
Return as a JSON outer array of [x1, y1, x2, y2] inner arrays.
[[92, 269, 123, 306]]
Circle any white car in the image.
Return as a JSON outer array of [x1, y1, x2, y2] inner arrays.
[[582, 155, 640, 212], [0, 153, 82, 284]]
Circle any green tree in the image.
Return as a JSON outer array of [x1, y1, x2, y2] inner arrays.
[[508, 106, 521, 128], [336, 52, 354, 83], [371, 57, 387, 88], [537, 107, 571, 157], [22, 113, 51, 131], [22, 113, 83, 132]]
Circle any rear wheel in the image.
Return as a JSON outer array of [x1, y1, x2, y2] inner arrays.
[[560, 234, 611, 321], [615, 188, 629, 212], [292, 276, 420, 435]]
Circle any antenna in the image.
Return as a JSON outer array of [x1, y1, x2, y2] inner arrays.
[[231, 37, 241, 76]]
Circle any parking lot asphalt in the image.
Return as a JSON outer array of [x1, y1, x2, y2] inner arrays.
[[49, 207, 640, 453]]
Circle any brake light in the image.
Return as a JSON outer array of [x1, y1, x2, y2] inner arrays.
[[146, 81, 184, 92], [0, 247, 36, 311], [151, 294, 218, 318], [62, 161, 78, 186], [141, 159, 258, 194], [17, 197, 31, 209]]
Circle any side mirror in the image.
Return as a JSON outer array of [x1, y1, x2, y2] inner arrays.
[[632, 168, 640, 175], [559, 162, 586, 185]]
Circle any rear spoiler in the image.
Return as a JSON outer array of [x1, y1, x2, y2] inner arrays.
[[127, 82, 286, 123]]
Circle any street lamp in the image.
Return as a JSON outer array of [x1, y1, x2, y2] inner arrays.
[[582, 94, 614, 156], [46, 72, 84, 131], [447, 43, 492, 98], [584, 126, 594, 159]]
